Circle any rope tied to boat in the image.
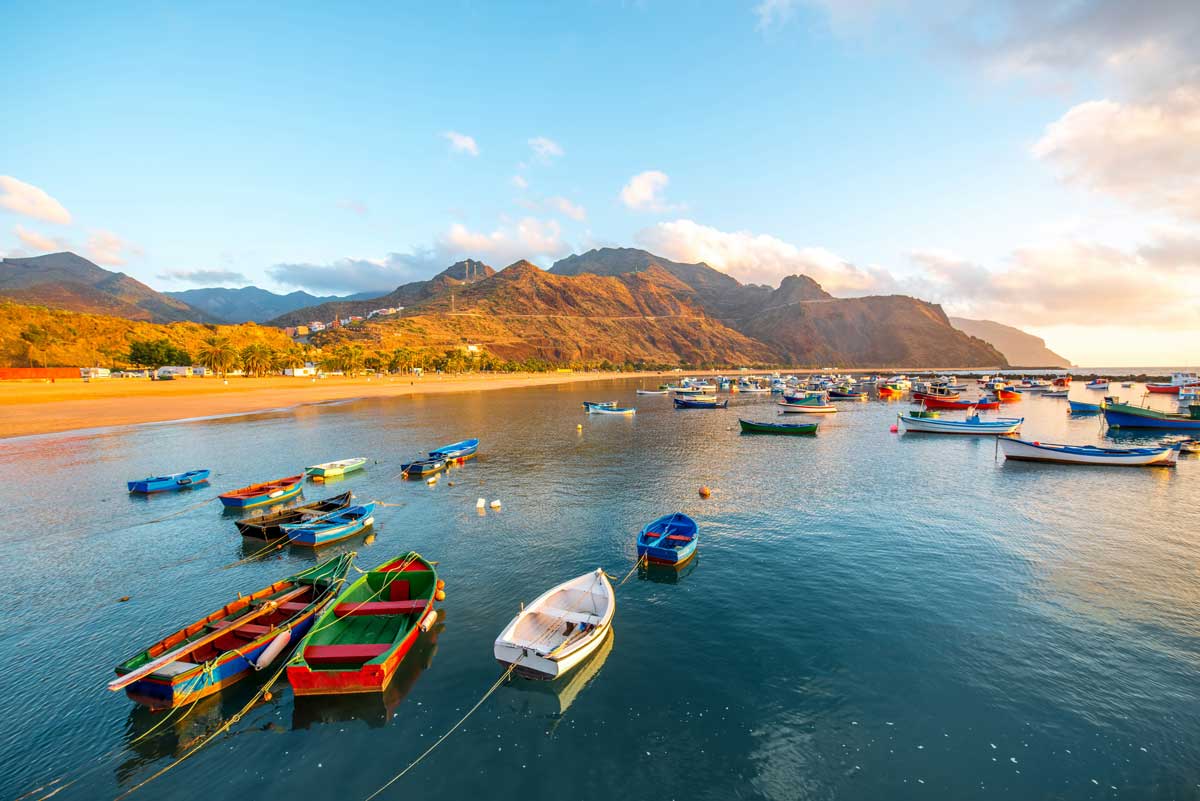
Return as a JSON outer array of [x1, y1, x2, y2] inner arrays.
[[130, 494, 222, 527], [605, 554, 647, 588]]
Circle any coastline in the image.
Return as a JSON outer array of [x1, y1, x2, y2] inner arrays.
[[0, 371, 679, 439]]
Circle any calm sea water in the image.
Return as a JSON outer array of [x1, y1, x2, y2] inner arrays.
[[1, 380, 1198, 801]]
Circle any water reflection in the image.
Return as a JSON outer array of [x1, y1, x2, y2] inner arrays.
[[500, 627, 613, 722], [638, 555, 700, 584]]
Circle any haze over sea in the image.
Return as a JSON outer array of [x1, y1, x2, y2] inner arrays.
[[1, 379, 1198, 801]]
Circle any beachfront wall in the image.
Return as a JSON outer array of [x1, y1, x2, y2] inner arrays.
[[0, 367, 80, 380]]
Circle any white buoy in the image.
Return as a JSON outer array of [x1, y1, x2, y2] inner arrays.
[[254, 630, 292, 670], [476, 498, 486, 509], [426, 476, 438, 485], [490, 499, 502, 509]]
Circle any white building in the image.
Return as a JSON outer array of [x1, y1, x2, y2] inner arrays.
[[157, 365, 192, 378]]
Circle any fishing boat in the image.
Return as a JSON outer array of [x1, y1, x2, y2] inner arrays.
[[287, 552, 441, 696], [494, 569, 615, 680], [219, 474, 305, 510], [636, 388, 669, 395], [1085, 379, 1110, 391], [110, 554, 353, 709], [738, 418, 819, 435], [305, 458, 367, 479], [999, 438, 1178, 467], [1067, 399, 1103, 414], [1103, 399, 1200, 430], [127, 469, 211, 494], [671, 387, 705, 396], [581, 400, 618, 409], [590, 402, 638, 417], [279, 503, 377, 547], [913, 389, 960, 401], [1179, 439, 1200, 453], [896, 413, 1022, 435], [674, 396, 728, 409], [877, 384, 905, 398], [236, 491, 355, 541], [429, 438, 480, 461], [917, 396, 1001, 411], [636, 512, 698, 567], [1043, 389, 1069, 398], [996, 388, 1022, 402], [778, 400, 837, 414], [400, 457, 447, 478], [907, 409, 941, 418], [829, 388, 868, 400], [1146, 372, 1200, 394]]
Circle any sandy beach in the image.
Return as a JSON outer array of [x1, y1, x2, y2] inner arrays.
[[0, 371, 683, 439]]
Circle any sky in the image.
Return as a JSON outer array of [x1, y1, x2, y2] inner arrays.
[[1, 0, 1198, 366]]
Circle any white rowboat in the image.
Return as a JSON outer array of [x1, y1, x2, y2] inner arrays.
[[304, 457, 367, 478], [897, 413, 1022, 435], [494, 568, 615, 680], [999, 438, 1178, 467]]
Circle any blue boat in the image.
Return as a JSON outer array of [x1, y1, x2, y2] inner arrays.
[[279, 503, 377, 547], [429, 438, 480, 461], [127, 469, 211, 494], [401, 457, 446, 478], [674, 396, 729, 409], [1068, 400, 1103, 414], [1103, 400, 1200, 430], [581, 400, 617, 410], [637, 512, 698, 567]]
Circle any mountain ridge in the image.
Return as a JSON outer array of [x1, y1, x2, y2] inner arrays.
[[166, 285, 381, 323], [950, 317, 1069, 367]]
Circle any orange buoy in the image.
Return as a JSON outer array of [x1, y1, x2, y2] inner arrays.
[[434, 589, 446, 602], [436, 579, 445, 590], [698, 486, 711, 499], [263, 690, 273, 702]]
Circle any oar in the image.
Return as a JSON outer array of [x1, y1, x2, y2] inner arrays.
[[108, 585, 309, 691]]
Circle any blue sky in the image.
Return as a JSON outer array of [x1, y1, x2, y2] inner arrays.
[[2, 0, 1198, 365]]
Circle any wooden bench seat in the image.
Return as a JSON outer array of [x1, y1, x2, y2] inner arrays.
[[277, 601, 310, 614], [664, 534, 692, 542], [208, 620, 273, 639], [333, 600, 427, 617], [303, 643, 389, 665]]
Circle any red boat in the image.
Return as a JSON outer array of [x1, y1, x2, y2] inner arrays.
[[996, 388, 1022, 402], [918, 396, 1001, 410], [1051, 376, 1072, 388], [913, 390, 960, 401]]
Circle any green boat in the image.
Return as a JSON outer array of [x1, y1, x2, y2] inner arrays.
[[908, 410, 941, 418], [286, 552, 441, 696], [738, 418, 818, 435], [305, 457, 367, 478]]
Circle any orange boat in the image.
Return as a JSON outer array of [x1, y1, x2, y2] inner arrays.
[[996, 388, 1022, 402], [219, 474, 305, 509]]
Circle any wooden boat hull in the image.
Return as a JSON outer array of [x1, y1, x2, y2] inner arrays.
[[588, 406, 636, 415], [1000, 438, 1178, 466], [1103, 403, 1200, 430], [287, 553, 439, 696], [897, 413, 1022, 435], [674, 397, 728, 409], [912, 391, 959, 401], [429, 438, 480, 461], [236, 491, 354, 540], [738, 418, 818, 435], [919, 397, 1001, 410], [219, 475, 305, 509], [778, 402, 836, 413], [114, 555, 352, 709], [280, 504, 376, 547], [1068, 400, 1102, 413], [494, 569, 614, 681], [636, 389, 669, 395], [401, 458, 446, 477], [636, 512, 698, 566], [305, 458, 366, 478], [127, 469, 211, 494]]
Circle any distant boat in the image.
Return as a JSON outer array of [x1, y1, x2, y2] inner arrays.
[[919, 396, 1001, 410], [279, 503, 377, 547], [999, 438, 1178, 467], [829, 388, 868, 400], [778, 400, 837, 414], [587, 405, 636, 415], [127, 469, 211, 494], [1146, 372, 1200, 394], [494, 568, 614, 680], [636, 389, 669, 395], [287, 552, 441, 696], [672, 387, 706, 396], [111, 554, 353, 708], [236, 491, 354, 541], [305, 457, 366, 478], [996, 388, 1022, 401], [636, 512, 698, 567], [582, 400, 618, 409], [907, 409, 941, 418], [913, 389, 959, 401], [401, 457, 447, 478], [1043, 390, 1069, 398], [896, 413, 1022, 435], [1085, 379, 1109, 390], [219, 474, 305, 509], [1104, 399, 1200, 430], [738, 418, 819, 435], [1178, 439, 1200, 453], [430, 438, 480, 461], [1067, 399, 1103, 414], [674, 396, 729, 409], [877, 384, 905, 398]]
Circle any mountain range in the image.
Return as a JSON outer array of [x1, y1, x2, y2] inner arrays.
[[0, 248, 1034, 368], [950, 317, 1070, 367]]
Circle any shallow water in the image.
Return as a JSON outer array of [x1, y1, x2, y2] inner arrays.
[[1, 380, 1198, 800]]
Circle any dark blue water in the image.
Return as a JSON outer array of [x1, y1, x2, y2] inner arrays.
[[1, 381, 1198, 800]]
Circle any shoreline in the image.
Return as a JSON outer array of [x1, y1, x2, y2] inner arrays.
[[2, 366, 1192, 440]]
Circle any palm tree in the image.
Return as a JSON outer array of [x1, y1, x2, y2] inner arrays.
[[196, 336, 240, 377], [240, 343, 276, 377], [274, 343, 308, 373]]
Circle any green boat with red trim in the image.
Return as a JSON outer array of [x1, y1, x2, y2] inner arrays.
[[286, 552, 442, 696]]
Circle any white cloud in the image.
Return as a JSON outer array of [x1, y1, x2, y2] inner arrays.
[[528, 136, 564, 162], [547, 196, 587, 222], [620, 170, 675, 212], [753, 0, 799, 30], [442, 131, 480, 156], [440, 217, 567, 265], [87, 229, 140, 267], [0, 176, 72, 224], [13, 224, 67, 253], [636, 218, 890, 292], [1033, 87, 1200, 221], [157, 268, 249, 286], [269, 251, 441, 294], [512, 174, 529, 190]]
